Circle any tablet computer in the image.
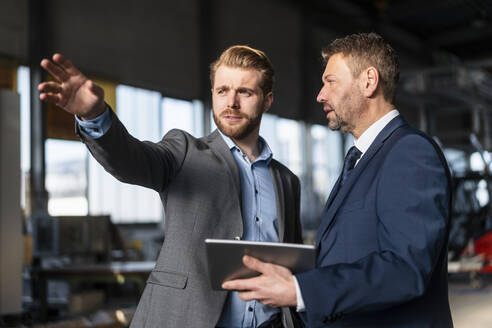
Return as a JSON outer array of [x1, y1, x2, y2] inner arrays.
[[205, 239, 316, 290]]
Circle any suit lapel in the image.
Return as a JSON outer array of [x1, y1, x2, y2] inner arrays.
[[270, 163, 286, 242], [206, 130, 242, 216], [316, 116, 407, 247]]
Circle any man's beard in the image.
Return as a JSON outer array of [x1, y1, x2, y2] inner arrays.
[[327, 108, 355, 133], [213, 109, 262, 140], [327, 88, 363, 134], [327, 107, 345, 131]]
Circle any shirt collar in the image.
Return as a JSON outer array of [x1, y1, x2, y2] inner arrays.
[[354, 109, 400, 156], [217, 129, 273, 164]]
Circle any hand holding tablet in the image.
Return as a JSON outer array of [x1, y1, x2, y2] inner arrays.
[[205, 239, 316, 290]]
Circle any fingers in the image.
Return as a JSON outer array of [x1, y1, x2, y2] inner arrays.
[[242, 255, 269, 274], [38, 81, 62, 94], [222, 277, 257, 291], [39, 92, 61, 104], [38, 81, 63, 106], [40, 58, 69, 82], [40, 53, 84, 83], [52, 53, 82, 76], [237, 290, 261, 303], [222, 257, 298, 308]]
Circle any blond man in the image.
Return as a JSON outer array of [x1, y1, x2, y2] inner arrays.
[[39, 46, 303, 328]]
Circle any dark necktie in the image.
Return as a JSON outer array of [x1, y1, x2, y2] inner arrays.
[[340, 146, 362, 187]]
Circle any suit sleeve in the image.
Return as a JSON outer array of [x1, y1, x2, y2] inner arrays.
[[296, 134, 450, 325], [77, 110, 187, 192]]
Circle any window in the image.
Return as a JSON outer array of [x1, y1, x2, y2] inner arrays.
[[88, 85, 204, 223], [311, 124, 343, 200], [260, 114, 304, 176], [18, 66, 89, 217], [45, 139, 88, 216], [17, 66, 30, 210], [162, 97, 204, 137], [88, 85, 162, 223]]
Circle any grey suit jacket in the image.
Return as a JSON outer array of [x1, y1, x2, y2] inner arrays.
[[77, 111, 303, 328]]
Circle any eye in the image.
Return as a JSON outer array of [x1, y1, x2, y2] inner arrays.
[[239, 90, 252, 96], [323, 76, 335, 85], [217, 89, 225, 95]]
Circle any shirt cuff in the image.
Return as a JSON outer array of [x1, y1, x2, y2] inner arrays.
[[75, 106, 112, 139], [293, 276, 306, 312]]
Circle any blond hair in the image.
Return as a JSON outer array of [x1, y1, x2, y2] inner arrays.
[[210, 45, 274, 94]]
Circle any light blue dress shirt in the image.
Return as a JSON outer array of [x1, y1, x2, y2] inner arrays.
[[216, 132, 280, 328], [77, 109, 281, 327], [75, 107, 112, 138]]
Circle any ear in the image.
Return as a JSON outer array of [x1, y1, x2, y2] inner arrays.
[[363, 67, 379, 98], [263, 91, 273, 112]]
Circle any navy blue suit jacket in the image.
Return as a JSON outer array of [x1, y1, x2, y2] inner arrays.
[[296, 116, 453, 327]]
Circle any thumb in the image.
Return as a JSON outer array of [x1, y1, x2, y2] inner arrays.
[[87, 80, 104, 98]]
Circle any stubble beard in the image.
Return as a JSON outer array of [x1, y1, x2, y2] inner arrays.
[[327, 88, 363, 134], [327, 109, 346, 132], [213, 109, 263, 140]]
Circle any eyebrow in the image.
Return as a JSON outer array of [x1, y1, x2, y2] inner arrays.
[[214, 85, 257, 93], [237, 87, 256, 93], [214, 85, 229, 91]]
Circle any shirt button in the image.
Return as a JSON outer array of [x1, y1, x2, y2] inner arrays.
[[255, 189, 258, 194], [248, 306, 253, 312], [255, 217, 259, 222]]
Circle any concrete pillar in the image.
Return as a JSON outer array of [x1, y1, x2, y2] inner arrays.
[[0, 88, 22, 315]]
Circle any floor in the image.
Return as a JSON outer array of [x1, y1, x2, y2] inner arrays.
[[449, 274, 492, 328]]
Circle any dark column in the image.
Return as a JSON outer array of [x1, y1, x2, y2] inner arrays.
[[199, 0, 213, 134], [28, 0, 49, 215]]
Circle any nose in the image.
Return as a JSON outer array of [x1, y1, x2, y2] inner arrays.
[[316, 87, 327, 103], [227, 92, 240, 109]]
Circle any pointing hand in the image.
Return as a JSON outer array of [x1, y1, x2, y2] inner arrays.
[[38, 53, 106, 120]]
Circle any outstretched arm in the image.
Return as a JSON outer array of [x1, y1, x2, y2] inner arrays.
[[39, 54, 186, 192], [38, 53, 106, 120]]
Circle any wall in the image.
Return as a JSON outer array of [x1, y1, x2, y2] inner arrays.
[[0, 89, 22, 315]]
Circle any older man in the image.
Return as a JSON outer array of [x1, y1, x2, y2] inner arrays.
[[224, 33, 453, 328]]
